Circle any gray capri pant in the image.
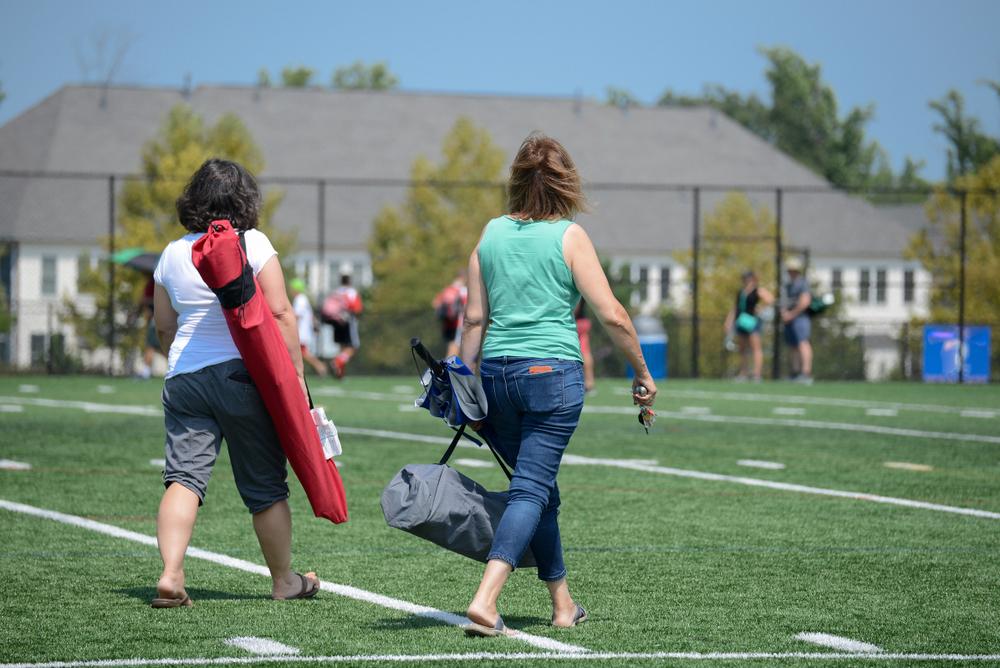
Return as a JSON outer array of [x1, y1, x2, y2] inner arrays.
[[162, 358, 289, 513]]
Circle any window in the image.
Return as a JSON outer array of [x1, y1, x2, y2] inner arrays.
[[876, 269, 887, 304], [831, 268, 843, 292], [30, 334, 46, 366], [659, 266, 671, 304], [638, 266, 649, 301], [903, 270, 915, 304], [859, 269, 871, 303], [41, 256, 57, 296]]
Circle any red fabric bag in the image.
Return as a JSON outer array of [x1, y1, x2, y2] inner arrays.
[[192, 219, 348, 524]]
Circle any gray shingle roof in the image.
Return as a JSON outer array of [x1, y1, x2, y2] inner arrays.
[[0, 84, 920, 258]]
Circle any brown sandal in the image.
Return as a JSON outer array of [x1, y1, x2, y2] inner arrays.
[[273, 572, 319, 600]]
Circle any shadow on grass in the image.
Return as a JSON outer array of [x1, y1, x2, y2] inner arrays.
[[373, 613, 550, 632], [117, 586, 269, 603]]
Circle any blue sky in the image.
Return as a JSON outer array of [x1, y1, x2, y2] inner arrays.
[[1, 0, 998, 181]]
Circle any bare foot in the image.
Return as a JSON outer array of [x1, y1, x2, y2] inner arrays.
[[156, 571, 187, 600], [272, 571, 319, 599]]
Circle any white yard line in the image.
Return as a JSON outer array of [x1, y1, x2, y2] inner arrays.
[[649, 388, 996, 418], [866, 409, 898, 417], [0, 499, 586, 655], [149, 459, 166, 468], [17, 384, 39, 393], [960, 410, 996, 419], [773, 407, 806, 416], [680, 406, 712, 415], [8, 394, 997, 446], [0, 459, 32, 471], [583, 404, 1000, 445], [0, 404, 25, 413], [737, 460, 785, 470], [4, 650, 1000, 667], [454, 458, 494, 468], [795, 633, 884, 653], [224, 638, 300, 656]]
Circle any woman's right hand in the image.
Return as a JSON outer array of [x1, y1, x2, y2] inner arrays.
[[632, 376, 657, 406]]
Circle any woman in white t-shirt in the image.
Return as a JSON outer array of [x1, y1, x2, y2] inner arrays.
[[151, 159, 318, 607]]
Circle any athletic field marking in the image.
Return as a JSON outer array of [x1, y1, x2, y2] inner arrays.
[[0, 459, 31, 471], [0, 499, 587, 655], [455, 458, 493, 468], [149, 459, 166, 468], [795, 633, 884, 653], [633, 387, 997, 418], [397, 404, 420, 413], [0, 404, 24, 412], [866, 409, 898, 417], [583, 404, 1000, 445], [560, 455, 1000, 520], [737, 460, 785, 470], [96, 385, 115, 395], [0, 396, 161, 417], [333, 427, 1000, 520], [11, 394, 997, 446], [961, 410, 996, 419], [313, 387, 411, 402], [392, 385, 416, 394], [17, 384, 38, 393], [884, 462, 934, 472], [224, 638, 300, 656], [681, 406, 711, 415], [773, 407, 806, 416], [5, 650, 1000, 667]]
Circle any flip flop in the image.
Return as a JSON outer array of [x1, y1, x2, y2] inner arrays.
[[150, 594, 193, 608], [464, 615, 507, 637], [273, 572, 319, 600], [553, 605, 588, 627]]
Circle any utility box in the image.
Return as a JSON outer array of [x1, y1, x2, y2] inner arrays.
[[922, 325, 991, 383], [627, 315, 668, 380]]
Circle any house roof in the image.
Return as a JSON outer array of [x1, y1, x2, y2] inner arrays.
[[0, 84, 922, 259]]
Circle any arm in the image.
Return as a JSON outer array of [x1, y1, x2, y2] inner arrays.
[[723, 306, 735, 333], [783, 289, 812, 323], [459, 247, 489, 374], [757, 286, 776, 306], [563, 224, 656, 405], [153, 285, 178, 355], [257, 257, 308, 398]]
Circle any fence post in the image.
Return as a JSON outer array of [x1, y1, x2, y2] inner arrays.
[[317, 180, 326, 294], [958, 189, 967, 384], [107, 175, 116, 376], [46, 302, 54, 375], [691, 187, 700, 378], [773, 188, 783, 380]]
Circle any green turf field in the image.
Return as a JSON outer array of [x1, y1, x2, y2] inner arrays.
[[1, 375, 998, 667]]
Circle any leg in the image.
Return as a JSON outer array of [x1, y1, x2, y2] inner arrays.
[[467, 559, 513, 628], [251, 500, 317, 598], [736, 335, 749, 377], [156, 482, 200, 599], [302, 346, 328, 377], [750, 333, 763, 379], [799, 340, 813, 376]]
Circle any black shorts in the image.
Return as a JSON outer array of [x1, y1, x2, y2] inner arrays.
[[333, 318, 360, 348]]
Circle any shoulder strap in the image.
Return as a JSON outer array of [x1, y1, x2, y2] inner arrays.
[[438, 424, 513, 481]]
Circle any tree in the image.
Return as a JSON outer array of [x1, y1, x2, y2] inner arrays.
[[257, 68, 272, 88], [906, 154, 1000, 375], [0, 80, 5, 106], [675, 193, 779, 377], [658, 47, 921, 191], [929, 87, 1000, 181], [66, 105, 290, 365], [363, 118, 504, 366], [280, 66, 314, 87], [605, 86, 640, 109], [332, 61, 399, 90]]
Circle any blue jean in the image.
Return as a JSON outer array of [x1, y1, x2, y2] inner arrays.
[[478, 356, 585, 581]]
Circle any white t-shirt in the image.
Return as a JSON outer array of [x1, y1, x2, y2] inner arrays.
[[153, 229, 277, 378], [292, 293, 315, 349]]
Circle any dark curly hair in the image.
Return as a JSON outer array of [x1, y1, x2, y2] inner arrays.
[[176, 159, 261, 233]]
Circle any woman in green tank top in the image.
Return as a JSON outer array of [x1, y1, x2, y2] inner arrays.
[[459, 133, 658, 637]]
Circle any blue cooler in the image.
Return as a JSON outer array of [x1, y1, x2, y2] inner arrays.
[[627, 315, 668, 380]]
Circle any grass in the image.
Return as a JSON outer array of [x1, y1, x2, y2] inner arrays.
[[0, 374, 999, 667]]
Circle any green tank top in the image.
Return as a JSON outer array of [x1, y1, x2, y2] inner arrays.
[[478, 216, 582, 362]]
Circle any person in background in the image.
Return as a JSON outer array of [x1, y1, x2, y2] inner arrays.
[[152, 158, 318, 607], [781, 257, 813, 384], [328, 273, 363, 379], [574, 300, 596, 392], [138, 275, 159, 379], [432, 270, 468, 358], [722, 270, 774, 382], [459, 132, 656, 637], [290, 278, 327, 377]]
